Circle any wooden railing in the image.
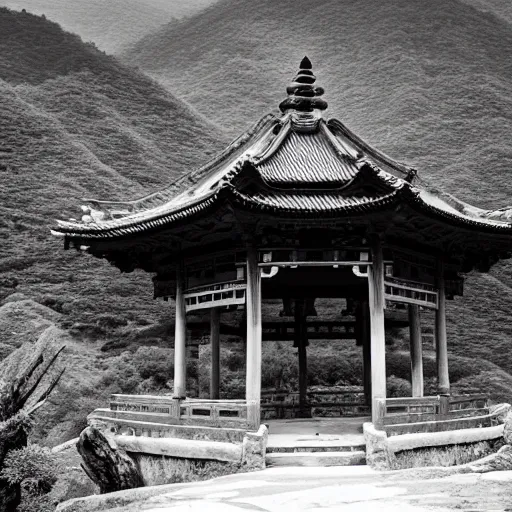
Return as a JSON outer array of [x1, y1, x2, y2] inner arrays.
[[384, 277, 438, 309], [179, 399, 251, 428], [109, 394, 255, 430], [261, 388, 369, 419], [375, 394, 498, 435]]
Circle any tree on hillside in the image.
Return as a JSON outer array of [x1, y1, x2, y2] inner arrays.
[[0, 328, 65, 511]]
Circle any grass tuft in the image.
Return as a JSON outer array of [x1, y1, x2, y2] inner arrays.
[[391, 439, 505, 470], [133, 454, 241, 486]]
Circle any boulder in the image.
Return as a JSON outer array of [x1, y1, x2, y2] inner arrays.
[[77, 427, 143, 494]]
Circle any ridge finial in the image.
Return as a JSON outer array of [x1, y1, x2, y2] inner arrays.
[[279, 57, 327, 113]]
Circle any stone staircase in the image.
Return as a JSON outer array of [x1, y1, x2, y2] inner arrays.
[[265, 434, 366, 467]]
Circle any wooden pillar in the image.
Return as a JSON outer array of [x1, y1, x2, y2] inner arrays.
[[210, 307, 221, 400], [173, 259, 187, 398], [436, 260, 450, 395], [408, 304, 424, 397], [294, 299, 310, 418], [187, 344, 199, 398], [368, 235, 386, 423], [246, 245, 262, 428], [361, 300, 372, 406]]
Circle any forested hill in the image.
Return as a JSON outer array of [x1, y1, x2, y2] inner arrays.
[[2, 0, 219, 54], [0, 7, 227, 323], [461, 0, 512, 24], [123, 0, 512, 210]]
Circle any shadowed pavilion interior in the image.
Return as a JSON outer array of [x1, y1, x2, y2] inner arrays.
[[52, 57, 512, 441]]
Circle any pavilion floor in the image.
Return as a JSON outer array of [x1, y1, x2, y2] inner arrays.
[[265, 416, 368, 451]]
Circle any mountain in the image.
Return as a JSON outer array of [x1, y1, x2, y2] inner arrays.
[[2, 4, 512, 447], [2, 0, 219, 54], [0, 7, 228, 444], [121, 0, 512, 376], [0, 7, 227, 325], [123, 0, 512, 209], [461, 0, 512, 24]]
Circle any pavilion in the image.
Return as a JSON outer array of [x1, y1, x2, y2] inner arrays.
[[53, 57, 512, 431]]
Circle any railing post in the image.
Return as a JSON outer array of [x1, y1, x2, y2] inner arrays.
[[375, 398, 386, 429], [439, 394, 450, 420], [435, 259, 450, 395]]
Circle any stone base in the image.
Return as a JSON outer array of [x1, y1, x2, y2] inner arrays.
[[363, 422, 395, 470], [89, 415, 268, 469], [242, 425, 268, 470], [364, 407, 510, 471]]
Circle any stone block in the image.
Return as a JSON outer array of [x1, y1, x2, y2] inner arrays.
[[502, 409, 512, 444], [116, 435, 242, 463], [363, 422, 395, 470], [468, 445, 512, 473], [241, 424, 268, 470], [387, 424, 504, 453]]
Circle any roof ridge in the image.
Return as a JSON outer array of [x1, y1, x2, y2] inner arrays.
[[250, 118, 292, 165], [327, 118, 413, 178], [79, 113, 279, 217]]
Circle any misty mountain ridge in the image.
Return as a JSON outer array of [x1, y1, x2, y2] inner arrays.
[[2, 0, 219, 54], [123, 0, 512, 211]]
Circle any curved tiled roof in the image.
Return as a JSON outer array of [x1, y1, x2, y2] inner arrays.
[[229, 187, 401, 215], [52, 58, 512, 243], [255, 124, 359, 188]]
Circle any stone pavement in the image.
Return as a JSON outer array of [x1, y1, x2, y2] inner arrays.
[[74, 466, 512, 512]]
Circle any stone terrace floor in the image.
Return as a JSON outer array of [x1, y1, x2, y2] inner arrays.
[[265, 416, 368, 450]]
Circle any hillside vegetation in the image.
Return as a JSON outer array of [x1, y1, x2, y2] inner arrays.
[[2, 0, 219, 54], [124, 0, 512, 208], [0, 8, 229, 443], [461, 0, 512, 24], [0, 7, 227, 323]]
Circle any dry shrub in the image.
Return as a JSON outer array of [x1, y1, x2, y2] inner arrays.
[[391, 439, 504, 469], [133, 454, 241, 486]]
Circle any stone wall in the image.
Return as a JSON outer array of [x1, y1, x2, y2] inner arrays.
[[364, 404, 512, 470]]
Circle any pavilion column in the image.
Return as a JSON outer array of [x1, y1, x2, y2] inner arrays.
[[408, 304, 424, 397], [368, 235, 386, 423], [361, 300, 372, 406], [173, 259, 187, 399], [246, 245, 262, 428], [210, 307, 221, 400], [294, 299, 310, 418], [436, 260, 450, 395]]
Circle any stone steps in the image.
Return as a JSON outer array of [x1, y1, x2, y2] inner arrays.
[[266, 450, 366, 467], [265, 434, 367, 467], [266, 440, 366, 453]]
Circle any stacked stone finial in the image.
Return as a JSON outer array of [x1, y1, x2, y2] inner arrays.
[[279, 56, 328, 113]]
